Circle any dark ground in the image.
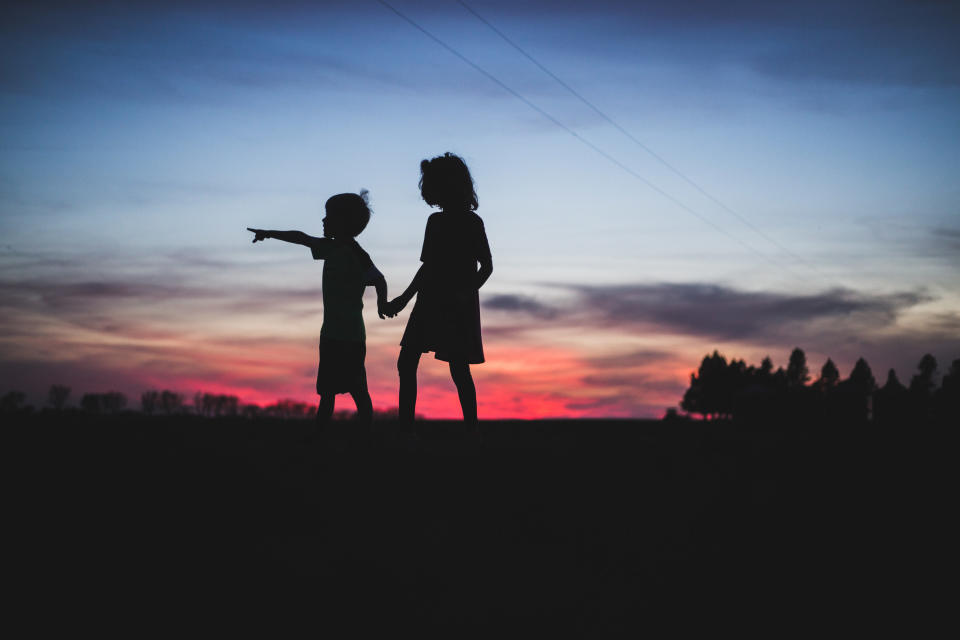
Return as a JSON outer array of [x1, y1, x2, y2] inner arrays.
[[5, 415, 950, 634]]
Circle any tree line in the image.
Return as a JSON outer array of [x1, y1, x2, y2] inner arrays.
[[2, 349, 953, 424], [0, 387, 342, 420], [680, 348, 958, 424]]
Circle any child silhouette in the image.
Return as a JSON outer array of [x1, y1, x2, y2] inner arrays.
[[247, 190, 390, 432], [387, 153, 493, 431]]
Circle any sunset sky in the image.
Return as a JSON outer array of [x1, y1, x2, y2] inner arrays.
[[2, 0, 958, 418]]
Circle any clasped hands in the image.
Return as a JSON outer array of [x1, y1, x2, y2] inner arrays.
[[378, 297, 408, 319]]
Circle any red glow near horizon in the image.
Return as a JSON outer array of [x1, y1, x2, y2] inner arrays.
[[139, 341, 690, 419], [0, 282, 693, 418]]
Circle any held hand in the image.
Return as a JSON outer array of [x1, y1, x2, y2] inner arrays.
[[377, 299, 393, 320], [247, 228, 269, 243], [387, 297, 408, 316], [380, 299, 402, 318]]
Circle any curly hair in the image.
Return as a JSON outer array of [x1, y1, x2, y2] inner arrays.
[[325, 189, 371, 237], [419, 152, 478, 211]]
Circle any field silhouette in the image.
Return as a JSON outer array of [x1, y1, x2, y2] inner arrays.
[[7, 412, 947, 634]]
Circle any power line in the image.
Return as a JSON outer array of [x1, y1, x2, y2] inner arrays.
[[455, 0, 819, 274], [375, 0, 800, 277]]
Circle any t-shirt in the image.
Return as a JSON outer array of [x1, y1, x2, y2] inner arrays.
[[310, 238, 374, 342]]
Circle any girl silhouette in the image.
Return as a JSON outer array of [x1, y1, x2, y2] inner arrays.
[[388, 153, 493, 430]]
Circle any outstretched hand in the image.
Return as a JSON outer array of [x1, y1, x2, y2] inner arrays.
[[247, 228, 268, 243]]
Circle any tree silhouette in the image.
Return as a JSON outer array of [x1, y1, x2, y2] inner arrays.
[[907, 354, 939, 421], [883, 368, 904, 391], [936, 358, 960, 419], [874, 369, 908, 425], [760, 356, 774, 377], [105, 392, 127, 413], [203, 393, 215, 416], [266, 399, 314, 419], [846, 358, 877, 394], [681, 350, 734, 419], [141, 390, 159, 416], [189, 392, 240, 417], [142, 389, 184, 415], [160, 390, 184, 415], [48, 385, 71, 411], [218, 394, 239, 417], [80, 393, 100, 413], [1, 391, 27, 413], [816, 358, 839, 389], [82, 392, 127, 414], [831, 357, 876, 423], [771, 366, 787, 390], [679, 349, 954, 425], [909, 354, 938, 397], [786, 348, 809, 389], [941, 359, 960, 394]]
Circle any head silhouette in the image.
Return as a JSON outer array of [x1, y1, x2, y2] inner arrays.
[[419, 152, 478, 211], [324, 190, 371, 238]]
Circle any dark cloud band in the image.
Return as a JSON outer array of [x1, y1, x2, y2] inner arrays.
[[486, 282, 935, 343]]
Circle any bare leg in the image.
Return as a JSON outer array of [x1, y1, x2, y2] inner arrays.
[[316, 394, 335, 428], [449, 361, 478, 428], [397, 347, 422, 425], [350, 380, 373, 430]]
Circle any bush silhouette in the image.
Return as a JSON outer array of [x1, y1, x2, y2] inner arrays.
[[48, 385, 71, 410]]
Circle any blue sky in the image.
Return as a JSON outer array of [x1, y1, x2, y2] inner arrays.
[[1, 0, 958, 416]]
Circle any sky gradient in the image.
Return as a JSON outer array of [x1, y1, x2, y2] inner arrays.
[[2, 0, 958, 417]]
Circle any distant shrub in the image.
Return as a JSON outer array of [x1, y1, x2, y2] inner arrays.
[[192, 391, 240, 417], [264, 399, 314, 419], [48, 385, 71, 410], [80, 392, 127, 414], [1, 391, 28, 414], [141, 390, 185, 415], [141, 390, 160, 415]]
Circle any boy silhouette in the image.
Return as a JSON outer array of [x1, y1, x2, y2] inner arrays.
[[248, 190, 389, 431]]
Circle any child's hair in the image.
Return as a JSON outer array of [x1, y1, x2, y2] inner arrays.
[[325, 190, 371, 237], [419, 152, 478, 211]]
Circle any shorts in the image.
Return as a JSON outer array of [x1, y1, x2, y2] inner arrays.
[[316, 336, 367, 395]]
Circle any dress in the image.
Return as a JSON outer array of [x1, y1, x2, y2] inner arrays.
[[400, 210, 491, 364]]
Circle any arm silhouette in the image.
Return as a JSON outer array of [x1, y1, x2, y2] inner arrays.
[[387, 265, 425, 315], [247, 228, 321, 247], [248, 227, 391, 319], [387, 256, 491, 315], [366, 265, 392, 319], [476, 255, 493, 290]]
